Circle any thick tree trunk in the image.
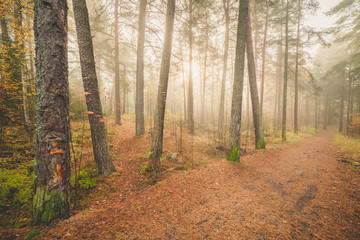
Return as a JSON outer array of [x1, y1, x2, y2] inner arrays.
[[246, 5, 265, 149], [33, 0, 70, 225], [115, 0, 121, 125], [294, 0, 301, 134], [282, 0, 289, 141], [228, 0, 248, 161], [260, 0, 270, 114], [72, 0, 115, 175], [218, 0, 230, 138], [135, 0, 147, 136], [150, 0, 175, 171], [187, 0, 194, 134]]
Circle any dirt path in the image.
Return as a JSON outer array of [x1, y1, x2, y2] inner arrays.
[[7, 129, 360, 239]]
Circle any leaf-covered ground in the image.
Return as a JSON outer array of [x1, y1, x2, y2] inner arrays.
[[1, 121, 360, 239]]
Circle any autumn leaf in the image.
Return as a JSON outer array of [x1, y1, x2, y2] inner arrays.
[[50, 148, 65, 154], [88, 111, 94, 115], [83, 92, 92, 95]]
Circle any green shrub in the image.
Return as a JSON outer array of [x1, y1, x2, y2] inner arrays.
[[71, 168, 98, 189], [228, 147, 240, 162]]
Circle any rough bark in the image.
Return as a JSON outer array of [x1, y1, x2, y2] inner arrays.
[[115, 0, 121, 125], [33, 0, 70, 225], [294, 0, 301, 134], [72, 0, 115, 175], [218, 0, 230, 138], [228, 0, 248, 161], [246, 5, 265, 149], [260, 0, 270, 114], [187, 0, 194, 134], [135, 0, 147, 136], [150, 0, 175, 171], [282, 0, 289, 141]]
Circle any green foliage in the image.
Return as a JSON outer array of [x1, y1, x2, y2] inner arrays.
[[0, 166, 33, 208], [140, 152, 153, 173], [71, 169, 98, 189], [228, 147, 240, 163], [69, 91, 87, 120], [25, 229, 41, 240]]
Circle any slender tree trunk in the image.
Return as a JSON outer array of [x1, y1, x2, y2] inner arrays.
[[135, 0, 147, 135], [315, 96, 318, 130], [282, 0, 289, 141], [323, 96, 328, 130], [179, 41, 187, 121], [218, 0, 230, 138], [201, 28, 209, 124], [294, 0, 301, 134], [339, 69, 346, 132], [150, 0, 175, 171], [260, 0, 270, 114], [187, 0, 194, 134], [346, 73, 353, 134], [228, 0, 248, 160], [33, 0, 70, 225], [72, 0, 115, 175], [114, 0, 121, 125], [275, 23, 283, 129], [246, 5, 265, 149]]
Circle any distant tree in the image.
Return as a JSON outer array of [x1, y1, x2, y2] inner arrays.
[[135, 0, 147, 136], [72, 0, 115, 175], [282, 0, 289, 141], [246, 4, 265, 149], [33, 0, 70, 224], [187, 0, 194, 134], [228, 0, 248, 161], [150, 0, 176, 171], [114, 0, 121, 125], [218, 0, 230, 138]]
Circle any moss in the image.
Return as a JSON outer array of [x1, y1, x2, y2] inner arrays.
[[228, 147, 240, 162], [256, 138, 266, 149], [25, 229, 40, 239], [33, 188, 69, 225]]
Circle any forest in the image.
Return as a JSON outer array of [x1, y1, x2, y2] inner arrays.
[[0, 0, 360, 239]]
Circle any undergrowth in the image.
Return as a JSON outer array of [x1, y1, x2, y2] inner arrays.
[[333, 133, 360, 173]]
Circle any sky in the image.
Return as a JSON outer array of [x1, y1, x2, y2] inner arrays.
[[305, 0, 342, 57]]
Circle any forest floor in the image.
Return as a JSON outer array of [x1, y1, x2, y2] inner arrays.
[[1, 119, 360, 239]]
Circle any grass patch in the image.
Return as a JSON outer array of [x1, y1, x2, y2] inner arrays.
[[333, 133, 360, 172]]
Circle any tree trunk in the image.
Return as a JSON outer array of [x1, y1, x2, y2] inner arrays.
[[187, 0, 194, 134], [339, 69, 346, 132], [218, 0, 230, 138], [135, 0, 147, 135], [246, 5, 265, 149], [72, 0, 115, 175], [323, 96, 328, 130], [282, 0, 289, 141], [260, 0, 270, 114], [294, 0, 301, 134], [346, 73, 353, 134], [228, 0, 248, 161], [315, 96, 318, 129], [115, 0, 121, 125], [150, 0, 175, 171], [275, 23, 283, 129], [201, 28, 209, 124], [33, 0, 70, 225]]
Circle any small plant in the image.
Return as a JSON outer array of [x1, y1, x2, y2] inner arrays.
[[140, 151, 153, 173], [25, 229, 41, 240], [228, 147, 240, 163], [71, 168, 98, 189]]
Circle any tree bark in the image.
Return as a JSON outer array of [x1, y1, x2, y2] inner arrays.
[[33, 0, 70, 225], [228, 0, 248, 161], [72, 0, 115, 175], [115, 0, 121, 125], [260, 0, 270, 114], [201, 27, 209, 124], [135, 0, 147, 136], [187, 0, 194, 134], [150, 0, 175, 171], [218, 0, 230, 138], [282, 0, 289, 141], [294, 0, 301, 134], [246, 5, 265, 149]]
